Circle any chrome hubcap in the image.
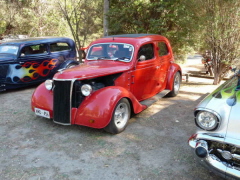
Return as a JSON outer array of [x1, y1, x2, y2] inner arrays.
[[114, 102, 129, 129]]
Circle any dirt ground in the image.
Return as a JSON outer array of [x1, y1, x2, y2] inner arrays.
[[0, 55, 226, 180]]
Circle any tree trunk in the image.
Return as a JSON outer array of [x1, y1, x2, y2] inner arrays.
[[213, 73, 220, 85], [78, 49, 83, 63], [103, 0, 109, 36]]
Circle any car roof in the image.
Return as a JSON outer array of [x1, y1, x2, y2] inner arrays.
[[105, 34, 158, 38], [0, 37, 73, 46], [91, 34, 169, 46]]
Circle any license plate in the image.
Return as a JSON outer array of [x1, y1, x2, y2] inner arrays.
[[35, 108, 50, 119]]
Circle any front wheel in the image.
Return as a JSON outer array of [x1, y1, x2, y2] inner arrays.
[[104, 98, 131, 134], [167, 72, 181, 97]]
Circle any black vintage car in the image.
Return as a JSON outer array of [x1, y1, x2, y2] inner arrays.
[[0, 37, 79, 91]]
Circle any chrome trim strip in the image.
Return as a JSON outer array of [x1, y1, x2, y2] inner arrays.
[[233, 154, 240, 160], [189, 133, 240, 148], [53, 121, 72, 126], [205, 154, 240, 178], [53, 78, 78, 81]]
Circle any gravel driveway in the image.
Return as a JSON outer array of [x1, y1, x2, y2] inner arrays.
[[0, 56, 225, 180]]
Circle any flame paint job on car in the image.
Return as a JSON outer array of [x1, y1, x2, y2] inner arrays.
[[0, 37, 77, 91], [7, 59, 58, 83], [211, 78, 240, 107]]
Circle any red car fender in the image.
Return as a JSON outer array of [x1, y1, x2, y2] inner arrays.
[[165, 63, 182, 90], [73, 86, 147, 128], [31, 83, 53, 117]]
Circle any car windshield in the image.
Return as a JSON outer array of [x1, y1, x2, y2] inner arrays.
[[0, 45, 19, 55], [86, 43, 134, 62]]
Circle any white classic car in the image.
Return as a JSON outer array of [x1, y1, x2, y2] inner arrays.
[[189, 71, 240, 179]]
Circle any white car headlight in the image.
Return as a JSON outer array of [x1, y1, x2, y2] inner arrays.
[[196, 111, 219, 131], [81, 84, 92, 96], [45, 80, 53, 90]]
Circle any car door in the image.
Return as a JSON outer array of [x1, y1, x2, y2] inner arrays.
[[12, 43, 55, 84], [131, 43, 161, 101], [158, 41, 171, 88]]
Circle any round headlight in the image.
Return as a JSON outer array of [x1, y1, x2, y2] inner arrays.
[[81, 84, 92, 96], [196, 111, 219, 131], [45, 80, 53, 90]]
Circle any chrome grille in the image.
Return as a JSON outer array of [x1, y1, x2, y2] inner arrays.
[[53, 80, 72, 125]]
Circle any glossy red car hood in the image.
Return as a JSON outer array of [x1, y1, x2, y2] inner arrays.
[[54, 60, 132, 80]]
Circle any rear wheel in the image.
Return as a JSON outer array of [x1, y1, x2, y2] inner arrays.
[[104, 98, 131, 134], [167, 72, 181, 97]]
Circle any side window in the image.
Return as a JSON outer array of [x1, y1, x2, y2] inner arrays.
[[158, 42, 169, 56], [50, 42, 70, 52], [21, 44, 47, 56], [90, 45, 103, 56], [137, 43, 154, 61]]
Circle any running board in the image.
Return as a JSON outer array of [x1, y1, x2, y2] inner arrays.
[[140, 90, 170, 107]]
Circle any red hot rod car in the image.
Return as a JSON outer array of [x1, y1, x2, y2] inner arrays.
[[31, 34, 182, 134]]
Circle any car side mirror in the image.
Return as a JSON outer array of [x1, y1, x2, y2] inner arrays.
[[139, 55, 146, 61]]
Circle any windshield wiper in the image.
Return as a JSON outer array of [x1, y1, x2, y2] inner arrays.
[[97, 57, 110, 60], [115, 57, 129, 61]]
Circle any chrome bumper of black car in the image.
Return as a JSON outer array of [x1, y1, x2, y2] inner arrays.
[[189, 133, 240, 179], [0, 83, 6, 92]]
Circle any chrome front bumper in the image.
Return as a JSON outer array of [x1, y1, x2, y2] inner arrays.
[[189, 133, 240, 180], [0, 82, 6, 92]]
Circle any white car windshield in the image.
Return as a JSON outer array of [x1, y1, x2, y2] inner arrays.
[[86, 43, 134, 62], [0, 45, 19, 55]]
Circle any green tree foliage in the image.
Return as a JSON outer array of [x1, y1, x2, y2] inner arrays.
[[57, 0, 103, 61], [0, 0, 69, 37], [0, 0, 238, 83], [0, 0, 22, 36], [199, 0, 240, 84], [108, 0, 203, 63], [0, 0, 103, 62]]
